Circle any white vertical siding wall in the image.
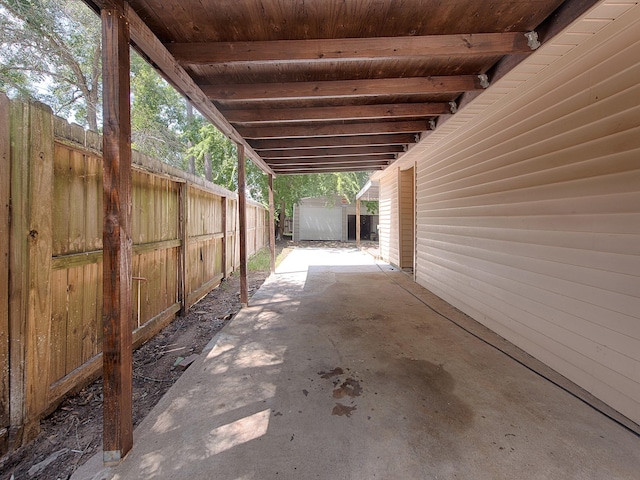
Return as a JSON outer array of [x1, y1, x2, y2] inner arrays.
[[378, 168, 399, 266], [415, 7, 640, 423], [399, 167, 415, 269]]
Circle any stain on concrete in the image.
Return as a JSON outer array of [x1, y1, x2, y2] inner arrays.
[[332, 403, 357, 417], [389, 356, 474, 432], [332, 378, 362, 399], [318, 367, 344, 379]]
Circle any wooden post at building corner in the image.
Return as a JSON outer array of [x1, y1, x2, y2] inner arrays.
[[356, 198, 361, 248], [101, 1, 133, 464], [237, 144, 249, 306], [268, 174, 276, 273]]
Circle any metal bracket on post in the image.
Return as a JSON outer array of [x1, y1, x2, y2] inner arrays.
[[449, 101, 458, 114], [478, 74, 490, 89], [103, 450, 122, 465], [525, 31, 541, 50]]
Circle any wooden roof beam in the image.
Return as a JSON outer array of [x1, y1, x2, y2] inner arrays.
[[203, 75, 487, 101], [224, 102, 452, 124], [238, 120, 428, 139], [250, 133, 418, 150], [272, 165, 385, 174], [267, 155, 395, 166], [259, 145, 405, 159], [166, 32, 539, 64]]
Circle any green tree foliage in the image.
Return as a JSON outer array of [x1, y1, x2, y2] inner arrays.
[[130, 52, 190, 168], [0, 0, 101, 129], [274, 171, 370, 216], [189, 122, 238, 187]]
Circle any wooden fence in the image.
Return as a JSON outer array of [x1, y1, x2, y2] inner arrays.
[[0, 95, 268, 452]]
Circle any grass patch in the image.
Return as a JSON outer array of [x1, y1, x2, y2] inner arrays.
[[247, 248, 272, 271], [247, 246, 292, 271]]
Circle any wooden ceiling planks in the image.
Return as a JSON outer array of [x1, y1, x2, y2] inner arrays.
[[86, 0, 575, 175], [132, 1, 565, 41]]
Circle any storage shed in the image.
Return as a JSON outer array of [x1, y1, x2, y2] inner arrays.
[[292, 195, 379, 242]]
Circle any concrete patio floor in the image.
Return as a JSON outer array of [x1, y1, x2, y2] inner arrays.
[[78, 246, 640, 479]]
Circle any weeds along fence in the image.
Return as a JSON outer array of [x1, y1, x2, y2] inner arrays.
[[0, 95, 268, 452]]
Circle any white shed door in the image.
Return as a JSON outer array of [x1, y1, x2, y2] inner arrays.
[[299, 206, 342, 240]]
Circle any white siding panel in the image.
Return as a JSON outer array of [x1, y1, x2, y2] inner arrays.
[[415, 6, 640, 423], [378, 168, 399, 266]]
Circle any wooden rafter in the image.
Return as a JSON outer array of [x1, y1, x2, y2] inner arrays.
[[258, 145, 405, 159], [266, 155, 395, 165], [203, 75, 487, 101], [166, 32, 537, 64], [224, 102, 452, 124], [272, 165, 385, 174], [238, 120, 428, 139], [250, 133, 418, 150]]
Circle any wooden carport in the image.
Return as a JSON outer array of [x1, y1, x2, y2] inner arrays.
[[80, 0, 599, 463]]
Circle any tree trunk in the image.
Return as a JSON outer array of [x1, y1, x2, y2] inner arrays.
[[87, 40, 101, 131], [87, 95, 98, 131], [186, 102, 195, 174], [204, 152, 212, 181]]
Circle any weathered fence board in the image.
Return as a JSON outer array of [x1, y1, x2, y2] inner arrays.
[[0, 92, 10, 452], [1, 94, 269, 453], [8, 101, 29, 449], [8, 100, 55, 446]]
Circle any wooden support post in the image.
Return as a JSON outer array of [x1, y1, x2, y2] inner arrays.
[[268, 174, 276, 273], [178, 182, 188, 315], [356, 198, 361, 248], [101, 2, 133, 464], [237, 144, 248, 306], [221, 196, 228, 279], [0, 94, 9, 453]]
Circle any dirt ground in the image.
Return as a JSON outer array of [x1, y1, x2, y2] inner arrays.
[[0, 241, 376, 480], [0, 258, 273, 480]]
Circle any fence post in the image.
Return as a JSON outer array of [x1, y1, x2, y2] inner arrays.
[[268, 174, 276, 272], [0, 94, 10, 453], [8, 100, 54, 448], [178, 182, 189, 314]]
